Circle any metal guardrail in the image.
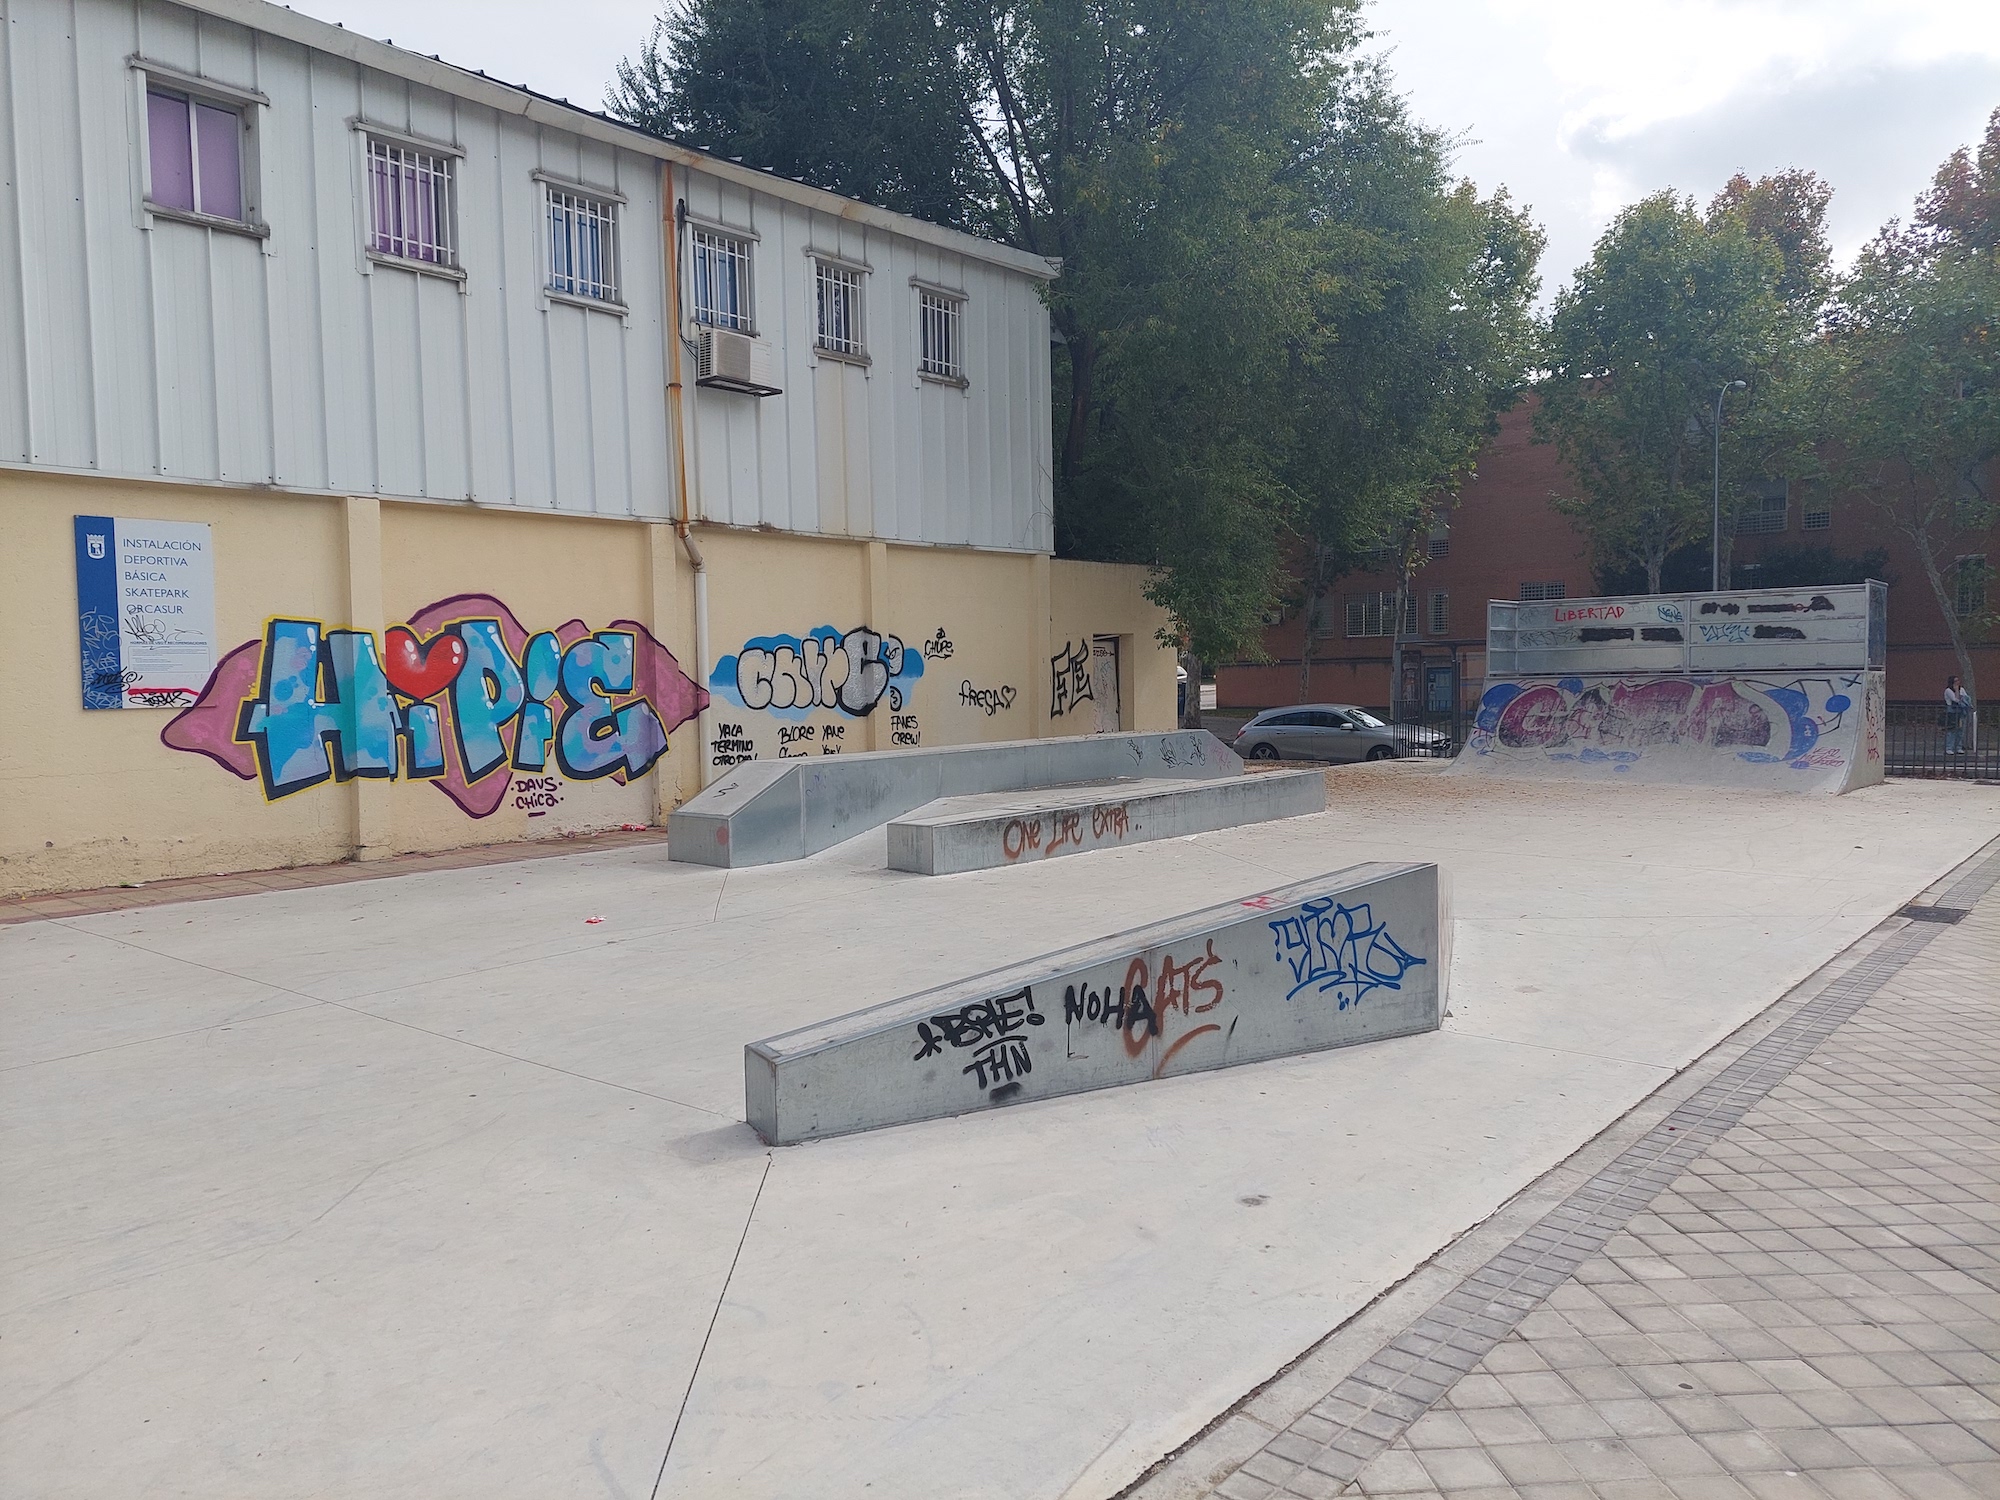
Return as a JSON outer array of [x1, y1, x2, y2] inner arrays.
[[1217, 701, 1999, 783], [1883, 701, 1998, 780]]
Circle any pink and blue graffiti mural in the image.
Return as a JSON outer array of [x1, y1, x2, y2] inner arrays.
[[1466, 674, 1864, 771], [161, 593, 706, 816]]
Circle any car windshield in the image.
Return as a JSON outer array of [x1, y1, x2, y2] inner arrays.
[[1345, 709, 1387, 728]]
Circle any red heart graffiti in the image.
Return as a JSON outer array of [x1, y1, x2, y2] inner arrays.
[[383, 626, 468, 701]]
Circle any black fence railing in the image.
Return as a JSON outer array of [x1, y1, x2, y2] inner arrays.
[[1884, 701, 2000, 780], [1390, 704, 1466, 759], [1213, 700, 1998, 781]]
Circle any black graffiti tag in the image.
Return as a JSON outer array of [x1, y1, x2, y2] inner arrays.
[[959, 680, 1018, 716], [913, 986, 1045, 1090], [1049, 639, 1094, 717]]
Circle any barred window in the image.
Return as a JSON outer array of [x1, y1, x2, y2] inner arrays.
[[1738, 480, 1788, 535], [691, 228, 753, 330], [366, 138, 456, 267], [918, 288, 964, 381], [1802, 507, 1832, 531], [1429, 591, 1449, 635], [1345, 591, 1418, 638], [815, 260, 864, 356], [546, 184, 619, 303], [1519, 581, 1567, 601]]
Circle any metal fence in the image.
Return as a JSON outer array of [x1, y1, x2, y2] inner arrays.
[[1210, 699, 2000, 782], [1391, 703, 1465, 759], [1884, 701, 1999, 779]]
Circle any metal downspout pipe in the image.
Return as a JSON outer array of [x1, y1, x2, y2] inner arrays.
[[662, 168, 713, 787]]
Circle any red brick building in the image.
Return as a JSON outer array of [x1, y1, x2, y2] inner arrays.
[[1217, 401, 1997, 716]]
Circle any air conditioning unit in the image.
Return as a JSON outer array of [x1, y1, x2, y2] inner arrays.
[[696, 327, 782, 396]]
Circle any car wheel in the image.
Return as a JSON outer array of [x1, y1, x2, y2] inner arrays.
[[1366, 744, 1396, 762], [1248, 742, 1280, 761]]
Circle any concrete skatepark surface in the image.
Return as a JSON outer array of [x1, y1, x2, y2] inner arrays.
[[5, 766, 1999, 1498]]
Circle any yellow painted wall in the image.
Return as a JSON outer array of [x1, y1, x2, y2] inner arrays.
[[1049, 558, 1178, 734], [2, 472, 1174, 897], [2, 472, 352, 896]]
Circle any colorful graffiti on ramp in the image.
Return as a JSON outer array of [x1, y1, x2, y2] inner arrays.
[[1457, 671, 1885, 794]]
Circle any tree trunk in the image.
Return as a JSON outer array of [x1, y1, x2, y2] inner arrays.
[[1911, 530, 1980, 751], [1180, 651, 1204, 729]]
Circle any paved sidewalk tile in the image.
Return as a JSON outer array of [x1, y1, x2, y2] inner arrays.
[[1190, 851, 2000, 1499]]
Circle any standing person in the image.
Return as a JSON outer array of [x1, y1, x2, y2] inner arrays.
[[1944, 675, 1972, 755]]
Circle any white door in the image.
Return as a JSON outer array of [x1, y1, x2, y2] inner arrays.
[[1090, 636, 1122, 734]]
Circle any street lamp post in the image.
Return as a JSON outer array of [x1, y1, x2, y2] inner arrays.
[[1712, 379, 1748, 591]]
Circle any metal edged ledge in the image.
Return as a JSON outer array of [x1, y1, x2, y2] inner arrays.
[[745, 861, 1444, 1145]]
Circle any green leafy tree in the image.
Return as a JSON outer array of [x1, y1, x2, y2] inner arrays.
[[1834, 108, 2000, 724], [1702, 171, 1844, 585], [606, 1, 983, 230], [1282, 77, 1543, 701], [608, 2, 1542, 688], [1536, 192, 1797, 592]]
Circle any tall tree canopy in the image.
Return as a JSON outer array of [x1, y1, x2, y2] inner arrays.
[[1535, 183, 1831, 593], [1833, 109, 2000, 713], [608, 1, 1542, 667]]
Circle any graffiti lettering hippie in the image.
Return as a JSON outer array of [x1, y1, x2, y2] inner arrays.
[[1269, 898, 1426, 1008], [711, 625, 923, 719], [161, 594, 705, 817], [1050, 638, 1094, 717], [913, 987, 1045, 1091]]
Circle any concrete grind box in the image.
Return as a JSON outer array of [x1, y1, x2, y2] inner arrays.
[[746, 862, 1444, 1144]]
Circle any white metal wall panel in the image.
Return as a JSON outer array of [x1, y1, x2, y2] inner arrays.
[[8, 0, 1052, 549], [7, 0, 678, 516], [13, 0, 97, 467], [679, 168, 1053, 552], [1486, 583, 1880, 678], [0, 8, 30, 464]]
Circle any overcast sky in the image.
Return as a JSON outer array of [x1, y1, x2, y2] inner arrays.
[[308, 0, 2000, 300]]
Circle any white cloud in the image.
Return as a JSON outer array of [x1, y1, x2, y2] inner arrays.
[[1367, 0, 2000, 296]]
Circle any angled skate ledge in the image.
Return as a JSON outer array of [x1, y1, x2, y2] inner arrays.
[[885, 769, 1327, 875], [745, 861, 1443, 1145], [669, 730, 1242, 867]]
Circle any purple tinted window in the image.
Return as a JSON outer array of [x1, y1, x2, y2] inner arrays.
[[147, 91, 194, 211], [194, 103, 242, 219]]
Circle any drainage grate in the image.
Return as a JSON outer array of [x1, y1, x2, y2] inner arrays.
[[1898, 903, 1971, 924]]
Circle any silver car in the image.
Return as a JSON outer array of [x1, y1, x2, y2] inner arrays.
[[1230, 704, 1451, 763]]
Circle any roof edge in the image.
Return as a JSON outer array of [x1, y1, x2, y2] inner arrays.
[[173, 0, 1060, 281]]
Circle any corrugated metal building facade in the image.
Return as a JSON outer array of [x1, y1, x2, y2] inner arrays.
[[2, 0, 1056, 548], [0, 0, 1169, 897]]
